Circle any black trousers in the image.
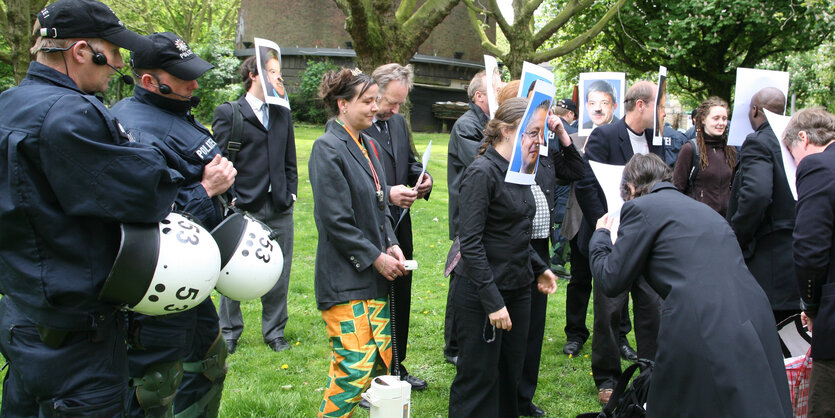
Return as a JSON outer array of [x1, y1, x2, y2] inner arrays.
[[0, 298, 127, 417], [517, 239, 549, 408], [444, 271, 458, 358], [449, 278, 530, 418], [564, 237, 632, 345], [391, 271, 413, 375], [591, 275, 661, 389], [810, 357, 835, 417]]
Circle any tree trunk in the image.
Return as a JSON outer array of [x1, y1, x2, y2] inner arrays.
[[4, 0, 46, 83]]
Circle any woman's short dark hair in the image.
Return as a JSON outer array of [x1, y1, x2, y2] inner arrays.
[[621, 153, 672, 200], [318, 68, 376, 115]]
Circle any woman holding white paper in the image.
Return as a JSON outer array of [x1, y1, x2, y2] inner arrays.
[[672, 97, 736, 216], [449, 98, 557, 418]]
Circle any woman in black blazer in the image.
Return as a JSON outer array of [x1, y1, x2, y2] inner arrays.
[[309, 68, 407, 417], [449, 97, 558, 418]]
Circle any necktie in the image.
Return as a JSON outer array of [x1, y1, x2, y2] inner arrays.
[[261, 104, 269, 129], [376, 120, 389, 144]]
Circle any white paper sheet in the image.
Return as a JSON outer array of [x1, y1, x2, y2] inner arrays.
[[254, 38, 290, 109], [395, 141, 432, 230], [727, 67, 789, 147], [578, 72, 626, 138], [506, 82, 556, 185], [764, 109, 798, 200], [589, 160, 625, 243], [652, 66, 667, 146], [518, 63, 555, 157], [484, 55, 499, 119]]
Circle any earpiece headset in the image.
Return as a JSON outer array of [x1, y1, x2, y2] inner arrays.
[[143, 72, 201, 107], [40, 41, 133, 85]]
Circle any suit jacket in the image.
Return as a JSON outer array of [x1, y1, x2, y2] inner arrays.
[[589, 182, 791, 417], [581, 115, 620, 130], [309, 121, 398, 310], [794, 142, 835, 359], [362, 114, 431, 258], [727, 121, 798, 310], [575, 117, 664, 254], [213, 96, 298, 212], [447, 102, 489, 239], [534, 138, 585, 242]]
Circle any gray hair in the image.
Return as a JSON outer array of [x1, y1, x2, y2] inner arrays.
[[372, 63, 414, 95], [783, 107, 835, 149], [467, 70, 486, 101]]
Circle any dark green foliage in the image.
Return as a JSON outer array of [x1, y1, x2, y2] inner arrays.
[[291, 59, 339, 124], [189, 33, 244, 124], [604, 0, 835, 100]]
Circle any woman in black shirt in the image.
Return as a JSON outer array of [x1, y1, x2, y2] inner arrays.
[[449, 97, 558, 417]]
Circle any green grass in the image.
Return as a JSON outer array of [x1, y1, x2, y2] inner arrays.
[[215, 125, 609, 417], [0, 124, 626, 417]]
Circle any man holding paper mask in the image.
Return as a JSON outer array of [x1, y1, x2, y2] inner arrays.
[[362, 63, 432, 390], [575, 80, 664, 405], [727, 87, 799, 323]]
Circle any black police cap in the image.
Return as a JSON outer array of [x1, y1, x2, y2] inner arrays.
[[37, 0, 150, 51], [130, 32, 214, 81]]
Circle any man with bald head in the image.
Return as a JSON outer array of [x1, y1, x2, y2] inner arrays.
[[727, 87, 799, 323]]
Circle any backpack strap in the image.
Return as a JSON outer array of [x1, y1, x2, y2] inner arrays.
[[687, 137, 700, 194], [602, 359, 652, 415], [225, 101, 243, 165]]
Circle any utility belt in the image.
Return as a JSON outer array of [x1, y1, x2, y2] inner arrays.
[[34, 311, 121, 349]]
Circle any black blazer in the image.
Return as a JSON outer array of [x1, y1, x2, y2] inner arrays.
[[794, 143, 835, 359], [362, 114, 431, 257], [309, 121, 398, 310], [727, 121, 798, 310], [589, 182, 791, 417], [575, 117, 664, 254], [213, 96, 298, 212]]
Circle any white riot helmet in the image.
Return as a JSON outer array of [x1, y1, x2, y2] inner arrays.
[[100, 212, 221, 315], [211, 212, 283, 301]]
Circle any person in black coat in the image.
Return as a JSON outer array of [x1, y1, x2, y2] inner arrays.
[[574, 80, 664, 403], [362, 63, 432, 389], [310, 68, 407, 417], [727, 87, 798, 323], [510, 93, 585, 417], [449, 98, 557, 418], [590, 153, 791, 417], [214, 56, 298, 354], [783, 108, 835, 416]]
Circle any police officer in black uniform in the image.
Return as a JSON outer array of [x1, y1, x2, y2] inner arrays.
[[111, 32, 236, 417], [0, 0, 183, 415]]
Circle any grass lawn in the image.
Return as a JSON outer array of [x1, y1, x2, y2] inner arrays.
[[216, 125, 612, 417], [0, 124, 628, 417]]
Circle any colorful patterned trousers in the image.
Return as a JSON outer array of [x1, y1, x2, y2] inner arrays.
[[319, 298, 392, 417]]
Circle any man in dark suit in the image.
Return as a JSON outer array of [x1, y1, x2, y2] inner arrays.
[[362, 63, 432, 390], [727, 87, 798, 323], [213, 56, 298, 354], [575, 80, 663, 405], [784, 108, 835, 416]]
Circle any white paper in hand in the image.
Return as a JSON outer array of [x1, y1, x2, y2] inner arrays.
[[764, 109, 798, 200], [589, 160, 625, 244]]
